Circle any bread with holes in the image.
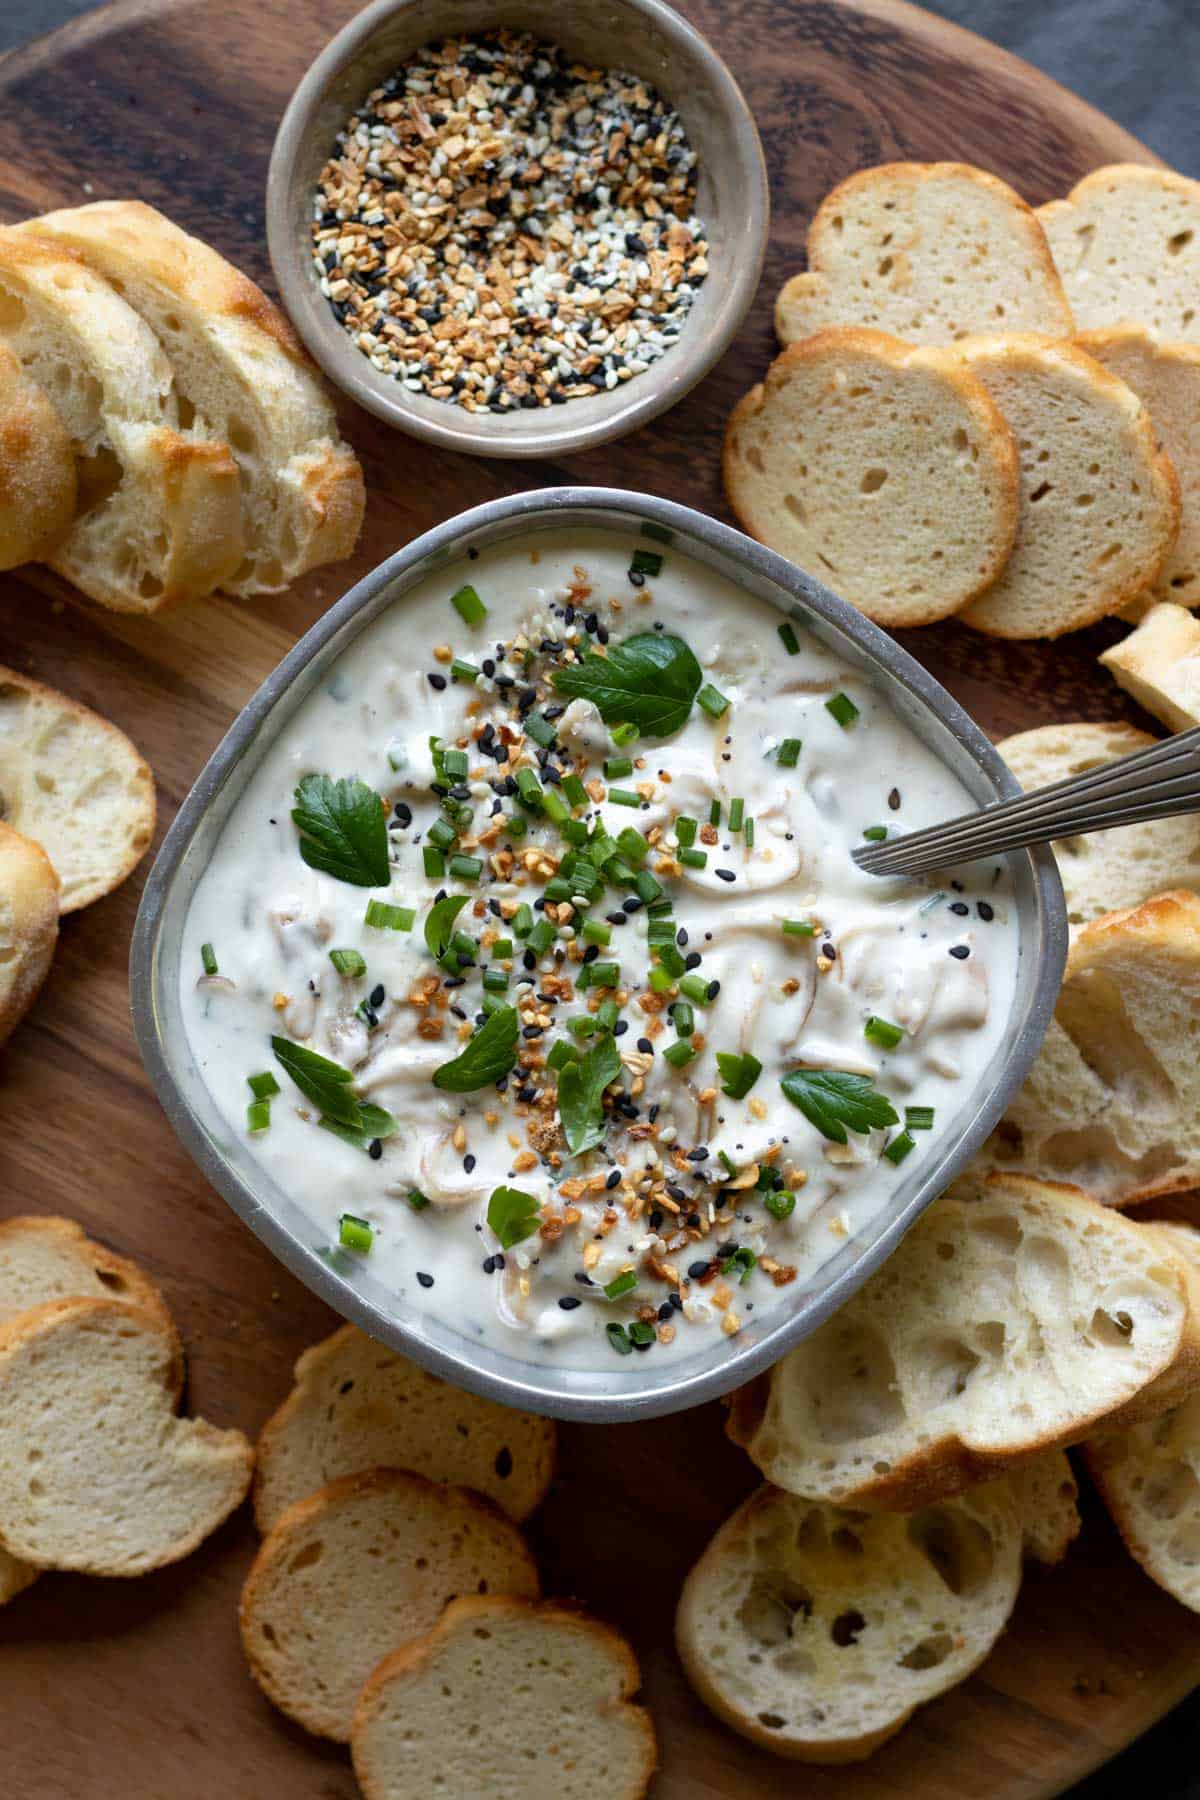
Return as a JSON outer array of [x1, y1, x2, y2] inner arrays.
[[726, 1171, 1200, 1511], [676, 1477, 1024, 1762], [998, 722, 1200, 925], [1086, 1221, 1200, 1612], [1077, 328, 1200, 614], [254, 1324, 555, 1531], [1100, 601, 1200, 732], [0, 1297, 251, 1575], [1039, 165, 1200, 342], [0, 821, 58, 1046], [0, 341, 75, 569], [957, 335, 1180, 637], [0, 229, 243, 611], [1008, 1447, 1081, 1566], [0, 1214, 173, 1342], [27, 202, 364, 594], [723, 328, 1020, 627], [0, 665, 154, 911], [352, 1595, 656, 1800], [241, 1466, 539, 1741], [774, 162, 1072, 349], [988, 890, 1200, 1205]]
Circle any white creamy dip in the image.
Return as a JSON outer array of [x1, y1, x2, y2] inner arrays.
[[182, 530, 1021, 1371]]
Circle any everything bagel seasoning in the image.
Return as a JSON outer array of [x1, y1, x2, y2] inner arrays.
[[311, 30, 708, 413]]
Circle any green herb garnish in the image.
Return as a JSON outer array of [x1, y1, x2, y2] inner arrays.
[[272, 1036, 363, 1128], [906, 1105, 935, 1131], [883, 1130, 917, 1166], [721, 1247, 757, 1284], [424, 892, 470, 961], [433, 1005, 519, 1093], [247, 1072, 279, 1100], [780, 1068, 899, 1143], [825, 691, 860, 729], [365, 900, 415, 931], [716, 1050, 762, 1100], [552, 632, 702, 738], [604, 1269, 638, 1300], [201, 942, 218, 975], [328, 947, 366, 977], [487, 1184, 540, 1249], [557, 1032, 621, 1156], [338, 1213, 374, 1253], [291, 773, 390, 886], [319, 1102, 398, 1152], [450, 582, 486, 625], [864, 1015, 904, 1050]]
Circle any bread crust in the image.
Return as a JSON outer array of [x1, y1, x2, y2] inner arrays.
[[0, 343, 75, 569], [1100, 600, 1200, 733], [0, 1214, 175, 1347], [1039, 165, 1200, 343], [0, 822, 58, 1046]]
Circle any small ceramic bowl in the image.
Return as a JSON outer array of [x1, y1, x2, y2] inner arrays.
[[266, 0, 768, 458]]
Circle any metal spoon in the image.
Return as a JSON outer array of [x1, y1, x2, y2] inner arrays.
[[853, 725, 1200, 878]]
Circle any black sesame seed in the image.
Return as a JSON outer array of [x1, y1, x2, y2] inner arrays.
[[688, 1259, 711, 1279], [978, 901, 995, 921], [558, 1295, 582, 1311], [416, 1271, 434, 1288], [606, 1168, 622, 1189], [684, 951, 702, 970], [715, 868, 736, 882], [637, 1037, 652, 1054], [428, 672, 447, 690], [949, 901, 969, 917], [464, 1154, 477, 1173], [949, 944, 971, 960], [888, 787, 901, 811], [368, 1139, 383, 1160], [370, 984, 385, 1008]]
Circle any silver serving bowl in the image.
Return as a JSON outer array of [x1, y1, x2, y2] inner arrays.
[[130, 489, 1067, 1422]]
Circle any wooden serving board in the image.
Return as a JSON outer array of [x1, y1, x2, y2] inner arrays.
[[0, 1, 1196, 1795]]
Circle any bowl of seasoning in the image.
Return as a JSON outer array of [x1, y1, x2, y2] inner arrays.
[[266, 0, 768, 457]]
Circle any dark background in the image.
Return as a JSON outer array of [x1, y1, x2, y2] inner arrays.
[[1, 0, 1197, 1795]]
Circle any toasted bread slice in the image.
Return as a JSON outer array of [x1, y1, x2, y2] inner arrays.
[[352, 1595, 656, 1800], [723, 328, 1019, 627], [1077, 328, 1200, 613], [1039, 165, 1200, 342], [0, 665, 154, 911], [958, 335, 1180, 637], [676, 1478, 1023, 1762], [1100, 601, 1200, 732], [726, 1172, 1200, 1510], [241, 1467, 539, 1741], [0, 1297, 251, 1575], [0, 1544, 37, 1605], [0, 342, 75, 569], [0, 822, 58, 1046], [0, 1215, 172, 1341], [998, 722, 1200, 925], [989, 890, 1200, 1206], [254, 1324, 555, 1531], [28, 202, 364, 594], [774, 162, 1072, 348], [1009, 1447, 1082, 1567], [0, 229, 242, 611]]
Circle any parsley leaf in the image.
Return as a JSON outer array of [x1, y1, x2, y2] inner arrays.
[[780, 1068, 899, 1144], [272, 1036, 364, 1128], [433, 1005, 519, 1093], [558, 1032, 621, 1155], [319, 1102, 397, 1152], [291, 774, 389, 886], [424, 892, 470, 960], [551, 632, 702, 737], [487, 1184, 540, 1249]]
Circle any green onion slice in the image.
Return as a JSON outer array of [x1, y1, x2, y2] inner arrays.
[[450, 583, 486, 625], [338, 1213, 374, 1252], [329, 947, 366, 977]]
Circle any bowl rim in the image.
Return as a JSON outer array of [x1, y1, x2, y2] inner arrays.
[[130, 487, 1067, 1421], [265, 0, 769, 458]]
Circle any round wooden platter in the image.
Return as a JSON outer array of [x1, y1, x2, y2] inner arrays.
[[0, 0, 1196, 1795]]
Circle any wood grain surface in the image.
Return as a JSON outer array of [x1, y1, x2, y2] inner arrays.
[[0, 2, 1195, 1796]]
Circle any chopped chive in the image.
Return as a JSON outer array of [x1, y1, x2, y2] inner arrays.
[[628, 1320, 655, 1346], [542, 789, 571, 827], [442, 747, 468, 779], [524, 711, 556, 748], [247, 1099, 271, 1133], [678, 972, 714, 1006], [778, 620, 800, 655], [482, 968, 509, 993], [607, 1322, 633, 1356], [629, 548, 663, 578], [365, 900, 415, 931], [719, 1150, 738, 1178], [721, 1246, 757, 1284], [543, 876, 572, 903], [663, 1039, 697, 1069], [606, 855, 636, 884], [527, 918, 556, 955], [492, 939, 513, 960], [673, 1000, 695, 1037], [428, 816, 458, 851], [604, 1269, 639, 1299], [634, 869, 663, 905], [329, 947, 366, 977], [604, 756, 634, 780], [546, 1040, 576, 1073], [675, 815, 697, 848], [883, 1130, 916, 1166], [423, 846, 445, 879], [728, 797, 745, 832], [449, 930, 477, 962], [562, 772, 588, 809], [406, 1189, 429, 1212], [782, 919, 816, 938], [562, 817, 589, 845], [515, 768, 544, 809], [338, 1213, 374, 1252], [744, 817, 755, 849], [862, 824, 888, 842], [697, 683, 730, 719], [450, 657, 479, 683], [448, 853, 483, 882], [480, 990, 507, 1017], [611, 722, 639, 748], [608, 787, 641, 808], [247, 1072, 280, 1100], [764, 1187, 795, 1221], [716, 1050, 762, 1100], [504, 813, 528, 839], [777, 738, 802, 767], [648, 965, 674, 993], [655, 944, 687, 979], [709, 800, 721, 828], [201, 942, 218, 976], [588, 962, 620, 988], [450, 583, 486, 625], [906, 1105, 935, 1131], [512, 904, 534, 938], [582, 918, 612, 947], [568, 1013, 596, 1038], [616, 827, 648, 867], [678, 847, 708, 869], [595, 998, 619, 1032], [826, 691, 860, 728], [864, 1015, 905, 1050]]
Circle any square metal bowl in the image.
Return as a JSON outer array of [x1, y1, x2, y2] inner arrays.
[[130, 489, 1066, 1421]]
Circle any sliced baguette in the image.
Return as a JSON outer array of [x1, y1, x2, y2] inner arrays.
[[0, 1297, 252, 1575], [1009, 1447, 1081, 1567], [0, 229, 243, 611], [241, 1467, 539, 1741], [352, 1595, 657, 1800], [27, 202, 364, 594], [0, 822, 58, 1046], [958, 335, 1180, 637], [0, 1544, 38, 1605], [1100, 600, 1200, 732], [726, 1171, 1200, 1510], [988, 889, 1200, 1206], [998, 722, 1200, 925], [1077, 328, 1200, 613], [676, 1478, 1023, 1762], [254, 1323, 555, 1531], [1039, 165, 1200, 342], [0, 341, 75, 569], [0, 1214, 172, 1340], [775, 162, 1072, 348], [723, 328, 1020, 627], [0, 665, 154, 911]]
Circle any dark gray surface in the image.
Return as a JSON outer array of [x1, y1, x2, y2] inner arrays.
[[0, 0, 1196, 1795]]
